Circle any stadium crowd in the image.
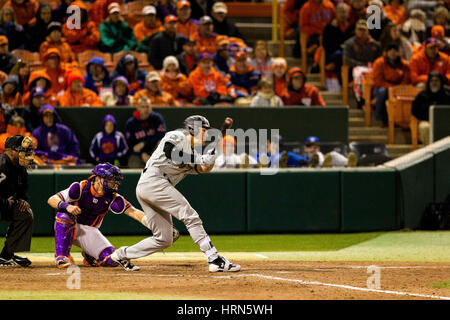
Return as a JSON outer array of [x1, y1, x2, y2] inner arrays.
[[0, 0, 448, 167]]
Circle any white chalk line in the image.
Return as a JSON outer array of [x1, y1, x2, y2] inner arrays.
[[43, 271, 450, 300]]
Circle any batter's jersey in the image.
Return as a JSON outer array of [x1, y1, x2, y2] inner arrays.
[[56, 179, 132, 228], [140, 130, 198, 186]]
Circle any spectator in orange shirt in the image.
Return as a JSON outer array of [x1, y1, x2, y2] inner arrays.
[[272, 57, 288, 98], [348, 0, 366, 26], [134, 5, 164, 43], [188, 52, 231, 105], [61, 1, 100, 54], [0, 114, 37, 153], [59, 70, 103, 107], [191, 16, 217, 55], [40, 22, 78, 69], [282, 67, 325, 106], [1, 75, 22, 106], [132, 71, 179, 107], [4, 0, 39, 27], [384, 0, 408, 26], [299, 0, 335, 56], [41, 48, 69, 101], [409, 38, 450, 87], [160, 55, 193, 105], [88, 0, 119, 27], [372, 43, 411, 127], [176, 0, 198, 39]]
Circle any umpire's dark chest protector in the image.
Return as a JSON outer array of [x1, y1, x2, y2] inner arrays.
[[0, 153, 28, 201]]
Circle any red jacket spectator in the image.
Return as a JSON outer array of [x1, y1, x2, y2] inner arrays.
[[372, 55, 410, 88], [4, 0, 39, 26], [42, 47, 69, 101], [88, 0, 119, 26], [282, 67, 325, 106], [409, 38, 450, 85], [299, 0, 335, 36], [383, 0, 408, 26]]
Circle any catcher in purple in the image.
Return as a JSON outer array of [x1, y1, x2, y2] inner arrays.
[[47, 163, 168, 270]]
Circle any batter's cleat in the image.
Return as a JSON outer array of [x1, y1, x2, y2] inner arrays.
[[173, 227, 180, 243], [347, 152, 358, 167], [208, 255, 241, 273], [55, 255, 71, 269], [322, 153, 333, 168], [82, 251, 98, 267], [308, 153, 320, 168], [110, 251, 140, 271]]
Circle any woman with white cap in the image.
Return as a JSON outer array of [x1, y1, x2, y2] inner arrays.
[[160, 56, 193, 105]]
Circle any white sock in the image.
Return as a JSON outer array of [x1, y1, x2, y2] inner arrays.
[[197, 236, 218, 262]]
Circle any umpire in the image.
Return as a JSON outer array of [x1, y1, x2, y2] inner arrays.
[[0, 135, 35, 267]]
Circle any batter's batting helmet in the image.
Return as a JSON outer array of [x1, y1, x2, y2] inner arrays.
[[91, 162, 123, 193], [183, 115, 210, 136]]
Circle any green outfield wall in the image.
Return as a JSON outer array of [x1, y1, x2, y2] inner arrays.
[[0, 138, 448, 236], [56, 106, 349, 161]]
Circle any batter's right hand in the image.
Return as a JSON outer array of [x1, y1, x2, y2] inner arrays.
[[67, 205, 82, 215]]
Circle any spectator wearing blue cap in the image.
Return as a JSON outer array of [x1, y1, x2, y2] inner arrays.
[[305, 136, 357, 168]]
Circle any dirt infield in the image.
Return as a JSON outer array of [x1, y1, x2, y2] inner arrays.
[[1, 260, 450, 300]]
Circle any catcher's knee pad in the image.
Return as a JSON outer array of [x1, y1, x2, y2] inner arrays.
[[98, 246, 118, 267], [54, 212, 76, 258]]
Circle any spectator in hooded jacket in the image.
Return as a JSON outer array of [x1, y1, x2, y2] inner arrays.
[[134, 5, 164, 43], [89, 114, 129, 165], [384, 0, 408, 26], [59, 70, 103, 107], [1, 75, 22, 106], [229, 51, 261, 99], [20, 86, 46, 133], [149, 15, 187, 70], [39, 22, 78, 69], [3, 0, 39, 27], [282, 67, 325, 106], [22, 69, 55, 106], [132, 71, 179, 107], [124, 96, 167, 168], [102, 76, 131, 106], [160, 55, 193, 105], [409, 37, 450, 87], [372, 42, 411, 127], [88, 0, 118, 27], [0, 5, 26, 51], [31, 104, 80, 165], [62, 1, 100, 54], [176, 0, 199, 39], [41, 48, 68, 101], [0, 36, 18, 74], [111, 53, 148, 96], [412, 71, 450, 145], [24, 2, 53, 52], [83, 57, 112, 96], [99, 4, 137, 54], [210, 2, 244, 40]]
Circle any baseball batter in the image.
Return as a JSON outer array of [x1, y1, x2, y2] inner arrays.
[[47, 163, 178, 271], [111, 115, 241, 272]]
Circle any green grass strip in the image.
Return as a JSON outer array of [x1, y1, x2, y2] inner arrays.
[[431, 282, 450, 289], [0, 232, 383, 253]]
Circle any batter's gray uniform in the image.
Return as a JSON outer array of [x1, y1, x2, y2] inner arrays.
[[114, 130, 214, 260]]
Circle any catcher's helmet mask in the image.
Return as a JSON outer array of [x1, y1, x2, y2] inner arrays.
[[91, 163, 123, 194], [5, 135, 35, 167]]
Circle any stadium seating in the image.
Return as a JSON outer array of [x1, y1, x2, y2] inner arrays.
[[348, 142, 388, 158], [76, 50, 114, 72], [410, 115, 420, 151], [11, 49, 42, 69], [319, 142, 348, 156]]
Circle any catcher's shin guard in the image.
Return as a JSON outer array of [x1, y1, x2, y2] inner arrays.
[[54, 212, 76, 259], [98, 246, 119, 267]]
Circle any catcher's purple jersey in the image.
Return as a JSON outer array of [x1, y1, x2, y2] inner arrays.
[[56, 179, 131, 227]]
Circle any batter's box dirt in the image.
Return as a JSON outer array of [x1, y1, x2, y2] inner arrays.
[[0, 261, 449, 300]]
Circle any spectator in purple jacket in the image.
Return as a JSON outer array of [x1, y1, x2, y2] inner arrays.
[[31, 104, 80, 165], [89, 114, 129, 165]]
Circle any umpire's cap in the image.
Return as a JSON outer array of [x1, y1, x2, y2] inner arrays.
[[5, 135, 25, 150]]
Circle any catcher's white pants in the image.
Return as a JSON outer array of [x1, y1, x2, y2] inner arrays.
[[115, 168, 208, 260], [73, 224, 113, 260]]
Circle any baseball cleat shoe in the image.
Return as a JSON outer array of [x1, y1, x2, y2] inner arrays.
[[322, 153, 333, 168], [0, 255, 32, 267], [208, 255, 241, 272], [173, 227, 180, 243], [55, 256, 71, 269], [347, 152, 358, 167], [308, 153, 320, 168], [82, 251, 98, 267], [110, 251, 140, 271], [279, 151, 288, 168]]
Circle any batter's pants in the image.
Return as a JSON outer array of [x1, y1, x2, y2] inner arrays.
[[0, 204, 33, 255], [115, 170, 208, 260]]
